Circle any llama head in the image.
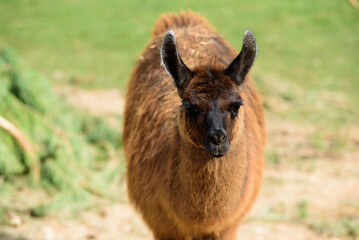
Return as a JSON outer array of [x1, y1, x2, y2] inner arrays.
[[161, 30, 257, 157]]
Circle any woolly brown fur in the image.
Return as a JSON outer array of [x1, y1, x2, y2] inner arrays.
[[123, 10, 265, 240]]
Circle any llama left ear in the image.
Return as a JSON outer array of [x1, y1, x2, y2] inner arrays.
[[161, 31, 193, 98], [225, 30, 257, 86]]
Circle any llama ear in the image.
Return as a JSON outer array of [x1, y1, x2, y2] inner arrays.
[[225, 30, 257, 86], [161, 31, 193, 98]]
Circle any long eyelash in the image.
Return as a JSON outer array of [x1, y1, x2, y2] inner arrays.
[[233, 99, 244, 109], [230, 99, 243, 118]]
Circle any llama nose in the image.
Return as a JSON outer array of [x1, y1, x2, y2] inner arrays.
[[209, 130, 227, 145]]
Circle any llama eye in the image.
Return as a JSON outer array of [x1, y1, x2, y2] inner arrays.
[[181, 101, 199, 116], [230, 100, 243, 117]]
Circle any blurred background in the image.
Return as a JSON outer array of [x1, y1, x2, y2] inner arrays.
[[0, 0, 358, 239]]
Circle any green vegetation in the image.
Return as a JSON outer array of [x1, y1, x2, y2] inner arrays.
[[0, 48, 122, 218], [0, 0, 358, 93], [0, 0, 357, 133], [310, 218, 359, 238]]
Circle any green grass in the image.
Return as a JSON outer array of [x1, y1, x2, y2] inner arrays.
[[310, 218, 359, 238], [0, 48, 123, 219], [1, 0, 358, 132], [0, 0, 358, 93]]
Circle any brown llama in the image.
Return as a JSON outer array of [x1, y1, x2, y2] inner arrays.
[[123, 11, 265, 240]]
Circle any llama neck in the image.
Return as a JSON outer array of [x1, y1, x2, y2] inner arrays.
[[177, 137, 248, 187], [169, 135, 248, 226]]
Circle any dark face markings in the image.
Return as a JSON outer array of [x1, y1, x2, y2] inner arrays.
[[203, 101, 229, 157], [182, 69, 243, 157]]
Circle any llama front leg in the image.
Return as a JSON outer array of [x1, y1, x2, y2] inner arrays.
[[195, 225, 238, 240], [216, 224, 239, 240]]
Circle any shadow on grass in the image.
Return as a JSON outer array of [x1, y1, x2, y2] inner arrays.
[[0, 233, 28, 240]]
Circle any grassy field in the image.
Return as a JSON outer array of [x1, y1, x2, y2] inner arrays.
[[0, 0, 359, 239], [1, 0, 358, 127], [0, 0, 358, 91]]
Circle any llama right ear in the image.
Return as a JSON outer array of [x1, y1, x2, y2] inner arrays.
[[225, 30, 257, 86], [161, 31, 193, 98]]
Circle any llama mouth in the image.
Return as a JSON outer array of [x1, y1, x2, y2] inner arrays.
[[213, 152, 225, 158], [207, 143, 229, 158]]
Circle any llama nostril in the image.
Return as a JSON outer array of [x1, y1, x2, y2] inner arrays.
[[218, 134, 226, 144], [209, 131, 227, 145], [208, 135, 217, 144]]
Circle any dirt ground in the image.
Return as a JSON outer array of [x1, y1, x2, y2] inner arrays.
[[1, 88, 358, 240]]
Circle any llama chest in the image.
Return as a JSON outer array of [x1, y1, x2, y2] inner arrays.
[[167, 156, 247, 230]]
